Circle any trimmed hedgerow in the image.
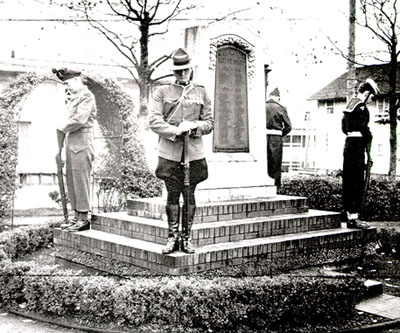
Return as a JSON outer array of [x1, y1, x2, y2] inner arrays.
[[279, 174, 400, 221], [279, 175, 342, 212], [0, 221, 58, 261], [0, 260, 364, 332]]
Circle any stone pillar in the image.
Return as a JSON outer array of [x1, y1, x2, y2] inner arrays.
[[184, 23, 275, 202]]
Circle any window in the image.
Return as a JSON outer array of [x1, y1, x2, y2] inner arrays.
[[292, 135, 302, 147], [283, 136, 290, 146], [326, 101, 334, 114], [377, 99, 385, 114], [17, 121, 31, 168]]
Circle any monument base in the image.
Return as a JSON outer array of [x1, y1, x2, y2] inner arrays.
[[192, 185, 276, 203]]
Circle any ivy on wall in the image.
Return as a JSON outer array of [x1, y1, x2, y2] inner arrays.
[[0, 73, 46, 221]]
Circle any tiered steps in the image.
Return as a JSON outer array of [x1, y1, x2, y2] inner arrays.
[[54, 195, 376, 275]]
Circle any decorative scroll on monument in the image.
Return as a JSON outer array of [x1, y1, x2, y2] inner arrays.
[[213, 46, 249, 152]]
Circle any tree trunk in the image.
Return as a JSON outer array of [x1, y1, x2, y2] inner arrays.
[[347, 0, 356, 102], [388, 50, 398, 177], [139, 79, 150, 125], [139, 17, 150, 118]]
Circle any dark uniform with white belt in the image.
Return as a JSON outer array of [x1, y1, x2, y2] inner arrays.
[[266, 88, 292, 190], [53, 68, 97, 232], [149, 48, 214, 254], [342, 78, 379, 229]]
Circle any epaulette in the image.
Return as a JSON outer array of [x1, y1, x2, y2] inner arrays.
[[193, 82, 205, 88]]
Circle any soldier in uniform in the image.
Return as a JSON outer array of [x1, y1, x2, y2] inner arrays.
[[342, 78, 379, 229], [265, 88, 292, 190], [148, 48, 214, 254], [53, 68, 97, 232]]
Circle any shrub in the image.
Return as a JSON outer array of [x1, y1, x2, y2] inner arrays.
[[279, 175, 342, 212], [377, 228, 400, 257], [88, 77, 162, 211], [363, 176, 400, 221], [279, 174, 400, 221], [0, 222, 57, 261], [0, 259, 364, 332]]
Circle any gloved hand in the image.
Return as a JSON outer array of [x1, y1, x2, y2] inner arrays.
[[176, 120, 198, 136]]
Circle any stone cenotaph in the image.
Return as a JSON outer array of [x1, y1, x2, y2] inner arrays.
[[184, 23, 276, 202]]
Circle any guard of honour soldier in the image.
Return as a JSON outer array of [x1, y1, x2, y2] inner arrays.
[[149, 48, 214, 254], [53, 68, 97, 232], [265, 87, 292, 191], [52, 51, 377, 250], [342, 78, 380, 229]]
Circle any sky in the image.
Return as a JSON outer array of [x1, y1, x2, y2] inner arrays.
[[0, 0, 387, 118]]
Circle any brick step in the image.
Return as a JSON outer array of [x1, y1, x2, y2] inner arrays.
[[91, 209, 342, 246], [126, 195, 308, 222], [54, 227, 376, 275]]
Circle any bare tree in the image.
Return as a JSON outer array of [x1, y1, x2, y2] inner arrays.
[[359, 0, 400, 177], [60, 0, 195, 118], [50, 0, 257, 122]]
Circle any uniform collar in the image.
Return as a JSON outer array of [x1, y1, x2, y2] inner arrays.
[[174, 81, 192, 87], [345, 97, 363, 113]]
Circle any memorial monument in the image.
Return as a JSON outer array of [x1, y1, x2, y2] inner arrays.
[[184, 23, 275, 202]]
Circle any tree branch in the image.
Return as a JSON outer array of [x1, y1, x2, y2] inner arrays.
[[107, 0, 140, 21], [82, 4, 139, 71]]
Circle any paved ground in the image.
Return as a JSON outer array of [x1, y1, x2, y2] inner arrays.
[[0, 311, 79, 333], [356, 294, 400, 319]]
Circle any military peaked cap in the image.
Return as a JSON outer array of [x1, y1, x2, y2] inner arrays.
[[52, 68, 81, 81]]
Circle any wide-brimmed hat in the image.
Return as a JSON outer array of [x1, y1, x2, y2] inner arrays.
[[52, 68, 81, 81], [171, 48, 193, 70], [359, 78, 380, 96], [269, 87, 280, 98]]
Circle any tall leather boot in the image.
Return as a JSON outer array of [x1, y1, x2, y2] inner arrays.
[[181, 205, 196, 254], [162, 205, 180, 254]]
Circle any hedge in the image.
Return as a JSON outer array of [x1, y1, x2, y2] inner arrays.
[[0, 221, 379, 332], [279, 174, 400, 221], [0, 260, 364, 332], [0, 221, 57, 261]]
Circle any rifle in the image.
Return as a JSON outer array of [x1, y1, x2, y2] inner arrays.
[[56, 154, 69, 223], [183, 131, 190, 223], [360, 89, 374, 216], [361, 148, 373, 215]]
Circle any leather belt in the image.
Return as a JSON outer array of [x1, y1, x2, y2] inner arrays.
[[347, 131, 362, 137], [75, 127, 92, 133], [266, 129, 283, 136]]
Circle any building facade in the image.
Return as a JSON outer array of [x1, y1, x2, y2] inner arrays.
[[307, 63, 400, 175]]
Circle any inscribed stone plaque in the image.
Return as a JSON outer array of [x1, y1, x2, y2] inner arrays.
[[213, 46, 249, 152]]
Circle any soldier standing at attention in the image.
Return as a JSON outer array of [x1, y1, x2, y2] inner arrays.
[[53, 68, 97, 232], [342, 78, 379, 229], [265, 88, 292, 190], [148, 48, 214, 254]]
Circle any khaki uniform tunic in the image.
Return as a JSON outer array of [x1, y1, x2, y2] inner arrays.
[[58, 86, 97, 212], [148, 82, 214, 162]]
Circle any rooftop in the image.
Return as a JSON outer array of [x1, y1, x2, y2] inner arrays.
[[308, 62, 400, 101]]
